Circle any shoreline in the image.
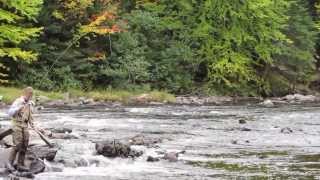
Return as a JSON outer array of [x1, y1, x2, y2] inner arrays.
[[0, 87, 319, 108]]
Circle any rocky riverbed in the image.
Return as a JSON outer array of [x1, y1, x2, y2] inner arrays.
[[0, 104, 319, 179]]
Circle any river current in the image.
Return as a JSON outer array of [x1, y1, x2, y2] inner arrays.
[[0, 104, 320, 179]]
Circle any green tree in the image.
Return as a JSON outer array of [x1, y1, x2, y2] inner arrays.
[[0, 0, 43, 83], [17, 0, 120, 90], [269, 0, 317, 96]]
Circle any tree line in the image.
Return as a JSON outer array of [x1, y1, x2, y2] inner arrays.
[[0, 0, 319, 96]]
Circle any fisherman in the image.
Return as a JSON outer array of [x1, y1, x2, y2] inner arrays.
[[6, 87, 35, 171]]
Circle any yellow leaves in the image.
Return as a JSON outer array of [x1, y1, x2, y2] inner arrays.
[[52, 10, 65, 21], [0, 9, 22, 23], [0, 48, 38, 62], [0, 0, 43, 21], [0, 25, 43, 45]]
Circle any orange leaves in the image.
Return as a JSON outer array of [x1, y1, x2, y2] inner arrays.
[[80, 11, 122, 35]]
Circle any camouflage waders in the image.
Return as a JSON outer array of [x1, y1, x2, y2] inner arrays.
[[8, 105, 32, 169]]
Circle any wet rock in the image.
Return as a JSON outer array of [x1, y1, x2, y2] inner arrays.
[[149, 102, 165, 106], [281, 127, 293, 134], [283, 94, 295, 101], [45, 100, 66, 107], [204, 96, 233, 105], [239, 119, 247, 124], [176, 96, 205, 105], [0, 148, 46, 177], [29, 145, 58, 161], [129, 149, 144, 158], [57, 156, 88, 168], [95, 140, 142, 158], [49, 133, 78, 140], [80, 98, 95, 105], [260, 99, 274, 108], [35, 106, 45, 111], [50, 128, 72, 134], [282, 94, 318, 103], [240, 127, 252, 132], [129, 135, 162, 147], [176, 96, 239, 105], [147, 156, 160, 162], [47, 165, 63, 172], [231, 140, 238, 144]]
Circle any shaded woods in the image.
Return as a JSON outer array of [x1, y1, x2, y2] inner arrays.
[[0, 0, 319, 97]]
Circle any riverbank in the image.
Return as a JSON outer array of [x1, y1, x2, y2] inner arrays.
[[0, 86, 320, 107], [0, 87, 176, 105]]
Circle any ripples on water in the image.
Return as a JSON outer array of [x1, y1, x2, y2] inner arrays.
[[0, 105, 320, 179]]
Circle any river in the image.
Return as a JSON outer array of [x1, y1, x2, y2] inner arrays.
[[0, 104, 320, 179]]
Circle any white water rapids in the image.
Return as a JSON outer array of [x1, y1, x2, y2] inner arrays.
[[0, 105, 320, 179]]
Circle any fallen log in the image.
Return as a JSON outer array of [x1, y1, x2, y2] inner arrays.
[[0, 129, 13, 141]]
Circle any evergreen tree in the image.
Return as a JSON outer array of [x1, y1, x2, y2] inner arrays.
[[17, 0, 120, 90], [270, 0, 317, 95]]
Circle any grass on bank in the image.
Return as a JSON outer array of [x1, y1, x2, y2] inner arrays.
[[0, 86, 176, 104]]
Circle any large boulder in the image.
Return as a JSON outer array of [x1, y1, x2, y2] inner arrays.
[[28, 145, 58, 161], [259, 99, 275, 108], [0, 147, 48, 178], [95, 140, 143, 158]]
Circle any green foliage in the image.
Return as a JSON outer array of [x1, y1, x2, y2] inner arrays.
[[271, 0, 317, 95], [191, 0, 289, 95], [7, 0, 320, 96], [0, 0, 43, 83]]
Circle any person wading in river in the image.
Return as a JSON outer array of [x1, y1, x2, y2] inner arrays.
[[6, 87, 35, 171]]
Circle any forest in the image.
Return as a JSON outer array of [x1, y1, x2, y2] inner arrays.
[[0, 0, 319, 97]]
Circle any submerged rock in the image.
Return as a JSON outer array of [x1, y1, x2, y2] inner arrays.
[[129, 135, 162, 147], [240, 127, 252, 132], [163, 152, 179, 162], [147, 156, 160, 162], [239, 119, 247, 124], [281, 127, 293, 134]]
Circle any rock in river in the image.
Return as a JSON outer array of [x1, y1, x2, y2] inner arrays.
[[95, 140, 143, 158], [129, 135, 162, 147], [49, 127, 72, 134], [260, 99, 275, 108], [0, 146, 54, 178], [146, 156, 160, 162]]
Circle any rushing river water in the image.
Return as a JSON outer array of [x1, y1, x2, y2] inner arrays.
[[1, 104, 320, 179]]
